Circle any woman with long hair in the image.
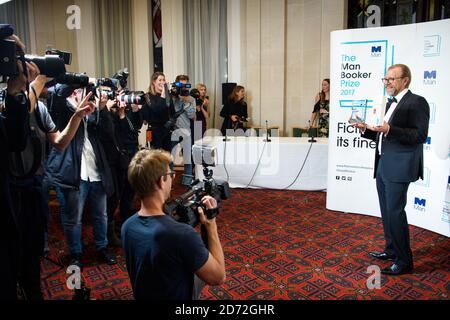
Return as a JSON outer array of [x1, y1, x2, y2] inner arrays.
[[220, 85, 248, 136], [309, 79, 330, 137], [141, 72, 173, 151]]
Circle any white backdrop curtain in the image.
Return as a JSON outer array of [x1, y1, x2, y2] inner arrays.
[[183, 0, 228, 129], [0, 0, 31, 50], [92, 0, 135, 88]]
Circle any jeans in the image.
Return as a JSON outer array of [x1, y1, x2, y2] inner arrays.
[[41, 179, 65, 248], [61, 180, 108, 255], [171, 139, 193, 176]]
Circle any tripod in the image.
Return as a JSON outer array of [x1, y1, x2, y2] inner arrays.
[[41, 249, 65, 280]]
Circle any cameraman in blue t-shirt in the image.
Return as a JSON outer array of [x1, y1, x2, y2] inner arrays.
[[121, 149, 226, 300]]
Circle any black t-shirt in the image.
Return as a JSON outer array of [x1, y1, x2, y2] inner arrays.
[[121, 214, 209, 300], [196, 105, 207, 134], [141, 94, 172, 127]]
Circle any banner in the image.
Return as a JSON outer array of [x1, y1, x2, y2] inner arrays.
[[327, 19, 450, 237]]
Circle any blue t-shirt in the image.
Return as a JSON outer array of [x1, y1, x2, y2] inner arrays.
[[121, 213, 209, 300]]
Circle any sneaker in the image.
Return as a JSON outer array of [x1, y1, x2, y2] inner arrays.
[[97, 248, 117, 265]]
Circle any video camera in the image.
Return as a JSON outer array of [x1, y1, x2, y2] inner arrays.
[[164, 165, 230, 228], [0, 25, 66, 79], [170, 82, 191, 97]]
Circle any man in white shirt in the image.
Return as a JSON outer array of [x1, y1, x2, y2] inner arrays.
[[355, 64, 430, 275], [46, 88, 117, 268]]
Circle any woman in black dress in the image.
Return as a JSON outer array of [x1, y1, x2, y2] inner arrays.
[[310, 79, 330, 137], [220, 85, 248, 136], [141, 72, 173, 151]]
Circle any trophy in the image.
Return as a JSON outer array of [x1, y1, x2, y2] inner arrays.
[[348, 99, 367, 124], [367, 96, 386, 126]]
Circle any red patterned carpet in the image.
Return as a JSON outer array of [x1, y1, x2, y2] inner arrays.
[[41, 176, 450, 300]]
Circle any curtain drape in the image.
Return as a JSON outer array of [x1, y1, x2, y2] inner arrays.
[[183, 0, 228, 129], [0, 0, 31, 50], [93, 0, 135, 89]]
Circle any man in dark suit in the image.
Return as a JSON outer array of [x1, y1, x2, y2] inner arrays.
[[355, 64, 430, 275]]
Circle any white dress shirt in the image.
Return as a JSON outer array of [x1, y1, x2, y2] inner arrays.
[[378, 88, 409, 154], [80, 117, 101, 182]]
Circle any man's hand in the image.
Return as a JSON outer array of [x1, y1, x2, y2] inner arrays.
[[351, 122, 367, 130], [106, 98, 117, 111], [231, 115, 238, 122], [371, 121, 390, 134], [74, 92, 96, 119], [8, 34, 25, 52], [7, 61, 39, 95], [117, 100, 127, 118], [198, 196, 218, 227], [98, 91, 108, 110], [131, 104, 140, 112]]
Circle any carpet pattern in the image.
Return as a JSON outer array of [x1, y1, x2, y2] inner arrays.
[[41, 178, 450, 300]]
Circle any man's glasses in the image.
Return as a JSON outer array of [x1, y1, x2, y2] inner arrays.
[[162, 171, 176, 179], [381, 77, 404, 84]]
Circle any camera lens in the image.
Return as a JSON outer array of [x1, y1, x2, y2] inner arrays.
[[119, 93, 145, 105], [24, 54, 66, 78], [56, 72, 89, 86]]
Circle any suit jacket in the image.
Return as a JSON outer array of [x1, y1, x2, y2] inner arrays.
[[362, 90, 430, 183]]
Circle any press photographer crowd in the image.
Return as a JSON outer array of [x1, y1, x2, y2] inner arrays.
[[0, 24, 233, 301]]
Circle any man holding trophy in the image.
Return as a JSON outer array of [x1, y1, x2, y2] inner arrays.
[[352, 64, 430, 275]]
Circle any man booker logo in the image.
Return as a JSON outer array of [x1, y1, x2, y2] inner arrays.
[[414, 197, 426, 212], [423, 70, 437, 85], [371, 46, 382, 57]]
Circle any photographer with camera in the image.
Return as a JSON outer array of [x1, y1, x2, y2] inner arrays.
[[99, 89, 143, 245], [141, 72, 173, 152], [170, 75, 196, 182], [220, 85, 248, 136], [1, 27, 98, 299], [121, 149, 225, 300], [0, 32, 34, 300], [192, 83, 209, 135], [45, 86, 117, 268]]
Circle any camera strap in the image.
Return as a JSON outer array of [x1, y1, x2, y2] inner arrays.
[[124, 112, 138, 135]]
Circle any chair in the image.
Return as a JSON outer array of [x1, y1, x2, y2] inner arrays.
[[292, 126, 308, 137], [268, 126, 280, 137], [248, 125, 263, 137]]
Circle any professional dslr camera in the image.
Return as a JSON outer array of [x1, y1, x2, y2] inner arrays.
[[189, 88, 204, 106], [112, 68, 149, 106], [0, 24, 66, 79], [43, 47, 91, 87], [118, 91, 147, 106], [170, 81, 191, 97], [164, 165, 230, 228], [85, 77, 120, 101], [112, 68, 129, 89]]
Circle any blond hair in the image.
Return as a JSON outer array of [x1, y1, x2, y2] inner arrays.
[[128, 149, 172, 199], [389, 64, 412, 87], [196, 83, 206, 90], [148, 72, 165, 95]]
